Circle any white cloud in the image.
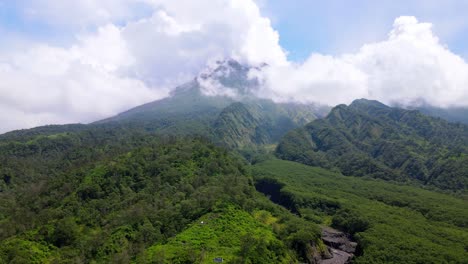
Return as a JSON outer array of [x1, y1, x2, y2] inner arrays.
[[259, 16, 468, 108], [18, 0, 147, 28], [1, 0, 468, 134], [255, 54, 368, 105], [0, 30, 160, 131], [352, 16, 468, 107], [0, 0, 286, 133]]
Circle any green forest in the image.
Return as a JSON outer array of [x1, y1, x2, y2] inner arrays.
[[253, 159, 468, 263], [0, 131, 327, 263], [277, 99, 468, 191], [1, 92, 467, 263]]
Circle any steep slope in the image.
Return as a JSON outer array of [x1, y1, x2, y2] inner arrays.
[[276, 99, 468, 191], [101, 80, 233, 124], [213, 100, 318, 148], [96, 59, 326, 148], [96, 81, 233, 137], [98, 59, 257, 125]]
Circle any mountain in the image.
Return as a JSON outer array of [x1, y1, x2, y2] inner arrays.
[[98, 59, 328, 148], [3, 59, 467, 263], [99, 59, 265, 125], [213, 100, 319, 148], [1, 59, 327, 148], [1, 105, 466, 263], [0, 60, 330, 262], [276, 99, 468, 191]]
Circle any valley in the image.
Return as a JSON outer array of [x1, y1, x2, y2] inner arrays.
[[253, 159, 468, 263]]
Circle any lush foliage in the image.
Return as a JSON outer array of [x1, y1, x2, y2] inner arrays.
[[0, 127, 324, 263], [142, 206, 293, 263], [213, 101, 318, 148], [2, 89, 467, 263], [0, 135, 253, 262], [276, 99, 468, 191], [253, 159, 468, 263]]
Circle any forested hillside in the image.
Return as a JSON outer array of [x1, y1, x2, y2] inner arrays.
[[2, 97, 467, 263], [277, 99, 468, 191], [2, 62, 468, 263], [3, 2, 468, 262], [0, 128, 330, 263], [213, 101, 317, 148]]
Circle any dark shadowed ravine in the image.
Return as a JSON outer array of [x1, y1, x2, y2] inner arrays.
[[254, 178, 357, 264]]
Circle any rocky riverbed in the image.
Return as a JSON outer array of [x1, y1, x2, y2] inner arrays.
[[318, 227, 357, 264]]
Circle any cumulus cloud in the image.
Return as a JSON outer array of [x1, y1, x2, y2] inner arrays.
[[0, 0, 286, 133], [0, 41, 158, 129], [1, 0, 468, 134], [258, 16, 468, 108], [255, 54, 368, 105], [353, 16, 468, 107]]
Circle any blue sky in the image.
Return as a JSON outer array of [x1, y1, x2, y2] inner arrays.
[[260, 0, 468, 61]]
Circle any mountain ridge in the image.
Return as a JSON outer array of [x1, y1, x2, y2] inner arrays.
[[276, 98, 468, 191], [95, 59, 329, 148]]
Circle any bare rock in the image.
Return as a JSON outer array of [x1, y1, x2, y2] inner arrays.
[[321, 227, 356, 254], [318, 227, 357, 264]]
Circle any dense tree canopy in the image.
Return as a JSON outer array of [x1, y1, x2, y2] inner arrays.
[[277, 99, 468, 191], [253, 159, 468, 263], [0, 129, 324, 263]]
